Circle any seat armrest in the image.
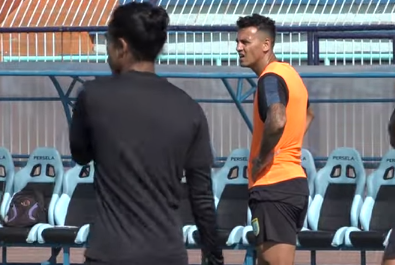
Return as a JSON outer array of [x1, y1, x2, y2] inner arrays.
[[186, 225, 198, 245], [226, 225, 244, 246], [75, 224, 90, 244], [241, 225, 253, 245], [1, 193, 11, 218], [332, 226, 350, 247], [28, 223, 54, 243], [296, 227, 310, 246], [384, 229, 393, 247], [344, 227, 362, 247], [182, 225, 193, 243]]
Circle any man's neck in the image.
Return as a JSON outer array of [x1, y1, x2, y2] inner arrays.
[[252, 53, 277, 77], [121, 62, 156, 74]]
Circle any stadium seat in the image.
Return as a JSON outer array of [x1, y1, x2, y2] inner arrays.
[[37, 162, 95, 245], [0, 147, 64, 243], [301, 148, 317, 229], [344, 149, 395, 248], [297, 147, 366, 248], [0, 147, 15, 218], [186, 148, 249, 247], [302, 148, 317, 204]]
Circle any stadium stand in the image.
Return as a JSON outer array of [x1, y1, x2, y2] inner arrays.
[[297, 147, 366, 248], [344, 149, 395, 249]]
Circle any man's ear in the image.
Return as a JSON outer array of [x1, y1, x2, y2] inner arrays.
[[115, 38, 128, 59], [261, 38, 271, 53]]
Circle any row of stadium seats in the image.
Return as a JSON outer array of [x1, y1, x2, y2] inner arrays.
[[179, 147, 395, 252], [0, 146, 393, 265], [0, 147, 93, 246]]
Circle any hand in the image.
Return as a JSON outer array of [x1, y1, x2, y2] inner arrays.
[[251, 153, 274, 181]]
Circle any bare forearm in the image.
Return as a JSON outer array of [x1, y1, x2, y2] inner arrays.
[[258, 104, 286, 160], [305, 107, 315, 135], [258, 127, 284, 160]]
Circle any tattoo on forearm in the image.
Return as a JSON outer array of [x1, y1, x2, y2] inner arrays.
[[258, 103, 286, 160]]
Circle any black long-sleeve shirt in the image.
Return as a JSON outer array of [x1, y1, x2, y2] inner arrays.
[[69, 71, 220, 265]]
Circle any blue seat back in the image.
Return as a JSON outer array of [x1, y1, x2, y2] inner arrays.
[[212, 148, 249, 202], [0, 148, 15, 217], [213, 148, 249, 230], [7, 147, 64, 224], [301, 148, 317, 198], [308, 147, 366, 231], [0, 148, 15, 193], [360, 150, 395, 231], [55, 161, 95, 226]]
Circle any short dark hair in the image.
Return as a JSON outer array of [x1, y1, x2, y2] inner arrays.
[[108, 2, 169, 62], [236, 14, 276, 45]]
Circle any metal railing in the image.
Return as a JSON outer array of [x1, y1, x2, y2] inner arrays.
[[0, 25, 394, 66]]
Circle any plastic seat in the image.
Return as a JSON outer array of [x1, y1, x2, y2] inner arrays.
[[297, 147, 366, 248], [186, 148, 249, 247], [301, 148, 317, 229], [344, 150, 395, 249], [0, 147, 16, 218], [0, 147, 64, 243], [302, 148, 317, 205], [38, 161, 95, 245]]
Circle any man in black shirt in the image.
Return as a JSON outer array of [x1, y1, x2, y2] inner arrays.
[[383, 110, 395, 265], [69, 3, 223, 265]]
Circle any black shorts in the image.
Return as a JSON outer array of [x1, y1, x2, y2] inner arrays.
[[249, 194, 308, 246], [384, 230, 395, 260]]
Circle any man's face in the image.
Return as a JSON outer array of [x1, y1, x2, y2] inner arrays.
[[236, 27, 269, 68]]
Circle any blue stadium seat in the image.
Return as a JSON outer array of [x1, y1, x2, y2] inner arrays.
[[344, 149, 395, 248], [186, 148, 249, 247], [37, 162, 95, 245], [0, 147, 15, 218], [301, 148, 317, 203], [297, 147, 366, 248], [0, 147, 64, 244], [301, 148, 317, 229]]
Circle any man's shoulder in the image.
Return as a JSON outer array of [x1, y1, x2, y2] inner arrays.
[[83, 77, 113, 89]]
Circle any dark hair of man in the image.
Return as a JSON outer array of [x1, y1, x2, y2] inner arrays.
[[236, 14, 276, 46], [108, 2, 170, 62]]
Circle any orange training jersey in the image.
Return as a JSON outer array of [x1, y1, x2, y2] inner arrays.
[[248, 62, 308, 188]]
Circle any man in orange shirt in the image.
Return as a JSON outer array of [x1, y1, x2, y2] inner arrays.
[[236, 14, 314, 265]]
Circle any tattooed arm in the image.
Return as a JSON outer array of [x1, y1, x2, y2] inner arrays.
[[255, 74, 288, 162], [257, 103, 287, 161], [305, 101, 315, 135]]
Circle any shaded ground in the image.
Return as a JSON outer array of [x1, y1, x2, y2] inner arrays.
[[1, 248, 385, 265]]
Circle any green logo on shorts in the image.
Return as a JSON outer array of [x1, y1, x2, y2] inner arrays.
[[252, 218, 260, 236]]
